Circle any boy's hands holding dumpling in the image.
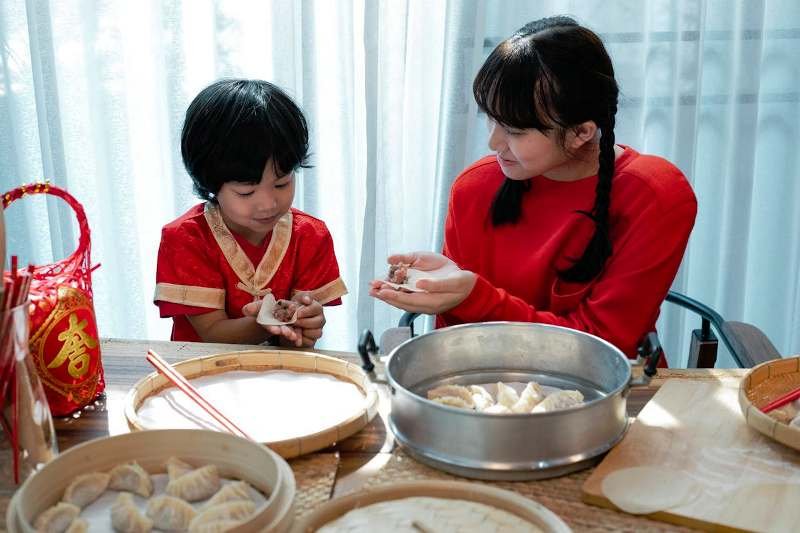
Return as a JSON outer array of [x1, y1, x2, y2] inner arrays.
[[241, 292, 325, 348], [289, 292, 325, 347]]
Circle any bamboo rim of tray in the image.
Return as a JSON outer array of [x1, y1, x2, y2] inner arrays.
[[289, 480, 571, 533], [738, 356, 800, 451], [124, 349, 379, 458]]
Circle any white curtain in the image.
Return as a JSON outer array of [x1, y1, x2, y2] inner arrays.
[[2, 0, 798, 366]]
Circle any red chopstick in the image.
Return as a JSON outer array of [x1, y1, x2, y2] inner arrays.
[[761, 386, 800, 414], [145, 350, 253, 441]]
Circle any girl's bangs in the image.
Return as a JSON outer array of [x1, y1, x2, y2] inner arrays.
[[473, 41, 562, 131]]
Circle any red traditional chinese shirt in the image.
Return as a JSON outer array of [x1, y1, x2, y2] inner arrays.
[[154, 203, 347, 341], [438, 147, 697, 361]]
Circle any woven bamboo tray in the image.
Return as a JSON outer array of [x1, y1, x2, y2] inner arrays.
[[290, 480, 571, 532], [124, 349, 379, 458], [8, 429, 295, 533], [739, 356, 800, 451]]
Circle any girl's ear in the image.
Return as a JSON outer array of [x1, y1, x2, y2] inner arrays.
[[568, 121, 598, 150]]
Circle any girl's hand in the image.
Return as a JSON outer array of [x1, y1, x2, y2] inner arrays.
[[369, 251, 477, 315]]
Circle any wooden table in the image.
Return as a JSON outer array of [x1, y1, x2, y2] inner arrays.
[[0, 338, 748, 530]]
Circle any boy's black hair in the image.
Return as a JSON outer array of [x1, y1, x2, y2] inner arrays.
[[181, 79, 310, 201], [473, 16, 619, 283]]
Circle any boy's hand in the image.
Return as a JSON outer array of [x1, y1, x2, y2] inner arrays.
[[290, 293, 325, 348], [241, 293, 325, 348]]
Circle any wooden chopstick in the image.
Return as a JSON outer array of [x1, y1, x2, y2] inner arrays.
[[761, 386, 800, 414], [145, 349, 254, 441]]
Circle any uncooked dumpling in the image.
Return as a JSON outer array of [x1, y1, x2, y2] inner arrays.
[[63, 471, 110, 507], [188, 500, 256, 532], [430, 395, 473, 409], [427, 385, 474, 408], [111, 492, 153, 533], [189, 521, 241, 533], [511, 382, 545, 413], [146, 495, 196, 531], [531, 390, 584, 413], [34, 502, 81, 533], [165, 456, 193, 481], [65, 518, 89, 533], [495, 382, 519, 408], [469, 385, 495, 411], [483, 403, 512, 414], [109, 462, 153, 497], [165, 464, 221, 502], [203, 481, 254, 509]]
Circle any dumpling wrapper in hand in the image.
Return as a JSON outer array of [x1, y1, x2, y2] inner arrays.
[[381, 263, 460, 293], [256, 293, 299, 326]]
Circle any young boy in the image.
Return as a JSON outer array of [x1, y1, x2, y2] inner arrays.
[[155, 79, 346, 347]]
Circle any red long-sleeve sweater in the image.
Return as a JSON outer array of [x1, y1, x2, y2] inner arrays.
[[438, 147, 697, 359]]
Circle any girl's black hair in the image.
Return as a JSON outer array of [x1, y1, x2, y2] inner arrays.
[[473, 16, 618, 282], [181, 79, 310, 201]]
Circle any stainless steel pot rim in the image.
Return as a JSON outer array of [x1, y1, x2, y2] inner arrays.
[[390, 415, 629, 472], [386, 321, 634, 415]]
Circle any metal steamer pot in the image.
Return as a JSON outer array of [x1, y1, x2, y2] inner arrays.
[[358, 322, 660, 480]]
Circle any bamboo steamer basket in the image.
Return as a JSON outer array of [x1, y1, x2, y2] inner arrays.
[[125, 349, 379, 458], [291, 480, 571, 532], [739, 356, 800, 451], [9, 429, 295, 533]]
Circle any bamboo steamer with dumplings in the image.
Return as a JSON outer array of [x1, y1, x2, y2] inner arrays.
[[7, 429, 296, 532]]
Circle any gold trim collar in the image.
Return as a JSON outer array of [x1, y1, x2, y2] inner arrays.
[[204, 203, 293, 298]]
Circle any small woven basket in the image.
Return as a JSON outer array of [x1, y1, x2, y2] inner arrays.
[[739, 356, 800, 451], [2, 183, 104, 416]]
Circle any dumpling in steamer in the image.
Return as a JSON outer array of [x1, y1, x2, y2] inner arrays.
[[511, 382, 545, 413], [34, 502, 81, 533], [427, 384, 475, 410], [203, 481, 254, 509], [146, 495, 196, 531], [111, 492, 153, 533], [165, 456, 193, 481], [531, 390, 584, 413], [109, 462, 153, 497], [495, 382, 520, 408], [469, 385, 495, 411], [166, 464, 221, 502], [65, 518, 89, 533], [483, 403, 512, 414], [63, 471, 110, 507], [188, 500, 256, 532], [189, 521, 241, 533]]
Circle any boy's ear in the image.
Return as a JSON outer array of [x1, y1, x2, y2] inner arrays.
[[569, 121, 598, 150]]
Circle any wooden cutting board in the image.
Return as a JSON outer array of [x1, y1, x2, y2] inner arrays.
[[583, 379, 800, 532]]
